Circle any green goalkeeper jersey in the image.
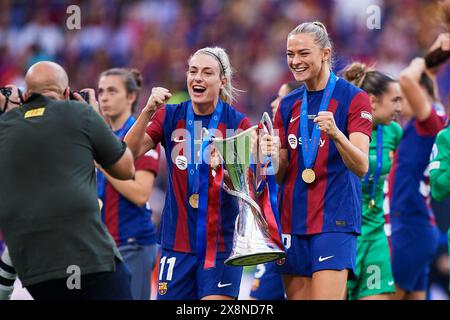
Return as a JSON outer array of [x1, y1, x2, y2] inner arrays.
[[429, 125, 450, 202], [361, 121, 402, 240], [429, 125, 450, 292]]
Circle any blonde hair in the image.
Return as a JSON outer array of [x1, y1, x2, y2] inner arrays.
[[189, 46, 240, 104], [288, 21, 334, 67]]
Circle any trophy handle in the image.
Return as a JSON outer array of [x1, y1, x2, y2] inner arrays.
[[201, 127, 211, 141], [259, 112, 274, 137]]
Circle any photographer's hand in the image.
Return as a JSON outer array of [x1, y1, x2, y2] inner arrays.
[[0, 91, 6, 113], [74, 88, 101, 114], [1, 85, 22, 113]]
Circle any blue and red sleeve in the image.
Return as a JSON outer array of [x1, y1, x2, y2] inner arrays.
[[237, 116, 253, 131], [414, 108, 446, 137], [145, 107, 166, 146], [135, 144, 161, 176], [347, 91, 373, 140]]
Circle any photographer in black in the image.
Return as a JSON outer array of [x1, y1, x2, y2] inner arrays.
[[0, 61, 136, 300]]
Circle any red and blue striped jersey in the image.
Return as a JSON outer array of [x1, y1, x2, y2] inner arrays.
[[98, 117, 160, 247], [274, 78, 372, 235], [389, 104, 447, 226], [146, 100, 252, 254]]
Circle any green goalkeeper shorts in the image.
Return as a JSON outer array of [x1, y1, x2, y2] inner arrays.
[[347, 235, 396, 300]]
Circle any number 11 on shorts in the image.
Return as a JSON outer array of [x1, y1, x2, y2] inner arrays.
[[159, 256, 176, 281]]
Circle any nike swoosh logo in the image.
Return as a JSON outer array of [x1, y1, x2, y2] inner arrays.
[[290, 115, 316, 123], [217, 282, 232, 288], [318, 255, 334, 262], [388, 281, 394, 286], [290, 115, 300, 123]]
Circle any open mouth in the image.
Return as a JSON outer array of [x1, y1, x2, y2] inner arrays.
[[292, 66, 307, 73], [192, 85, 206, 94]]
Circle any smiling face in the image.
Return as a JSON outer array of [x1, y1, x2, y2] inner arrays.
[[187, 53, 226, 108], [286, 33, 330, 84], [98, 75, 135, 118], [372, 82, 403, 125]]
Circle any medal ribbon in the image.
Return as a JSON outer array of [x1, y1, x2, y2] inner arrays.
[[298, 71, 337, 172], [186, 100, 223, 268], [364, 125, 383, 206]]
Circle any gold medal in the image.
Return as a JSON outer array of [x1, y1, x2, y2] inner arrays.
[[368, 199, 375, 209], [301, 168, 316, 184], [189, 194, 199, 208]]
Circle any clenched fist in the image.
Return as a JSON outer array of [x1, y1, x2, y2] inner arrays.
[[144, 87, 172, 114], [314, 111, 340, 139]]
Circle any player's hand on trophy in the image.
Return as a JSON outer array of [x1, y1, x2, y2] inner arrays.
[[260, 132, 280, 159], [144, 87, 172, 114], [314, 111, 340, 139], [210, 145, 222, 170]]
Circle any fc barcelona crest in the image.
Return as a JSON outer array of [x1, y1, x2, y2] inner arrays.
[[158, 282, 168, 295]]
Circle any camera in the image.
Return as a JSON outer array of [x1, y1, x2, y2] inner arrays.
[[1, 87, 24, 114], [69, 90, 90, 103], [0, 87, 12, 98], [0, 87, 23, 101]]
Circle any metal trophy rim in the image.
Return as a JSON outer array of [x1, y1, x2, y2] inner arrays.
[[224, 251, 286, 267]]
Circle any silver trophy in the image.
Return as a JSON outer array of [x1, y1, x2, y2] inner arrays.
[[205, 112, 285, 266]]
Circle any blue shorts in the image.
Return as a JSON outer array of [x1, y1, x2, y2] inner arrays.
[[249, 262, 285, 300], [156, 249, 243, 300], [391, 223, 439, 292], [119, 242, 157, 300], [275, 232, 357, 277]]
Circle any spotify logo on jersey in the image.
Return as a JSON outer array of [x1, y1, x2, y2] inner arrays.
[[288, 134, 298, 149], [287, 134, 327, 150], [175, 155, 187, 170]]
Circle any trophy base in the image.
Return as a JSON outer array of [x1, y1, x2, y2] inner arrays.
[[224, 251, 285, 267]]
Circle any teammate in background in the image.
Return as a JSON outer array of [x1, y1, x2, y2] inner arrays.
[[262, 21, 372, 300], [429, 121, 450, 292], [389, 33, 449, 300], [95, 68, 160, 300], [343, 63, 403, 300], [249, 81, 300, 300], [124, 46, 251, 300]]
